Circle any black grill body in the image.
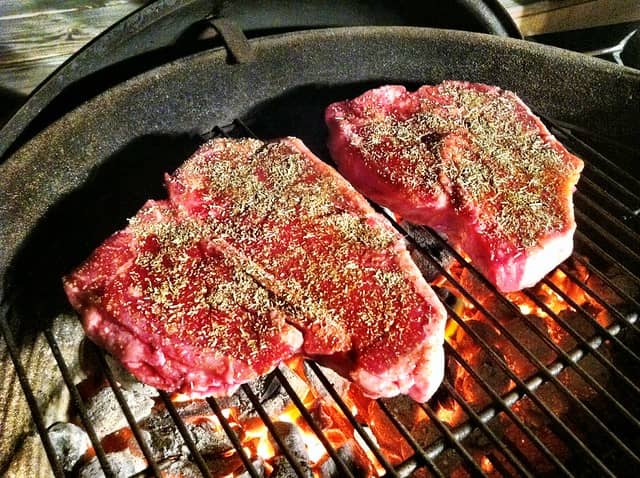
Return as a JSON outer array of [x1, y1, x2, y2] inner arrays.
[[0, 9, 638, 478]]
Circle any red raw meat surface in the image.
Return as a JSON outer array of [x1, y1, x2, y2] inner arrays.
[[325, 81, 584, 292], [167, 137, 447, 401], [64, 200, 302, 397], [66, 138, 447, 402]]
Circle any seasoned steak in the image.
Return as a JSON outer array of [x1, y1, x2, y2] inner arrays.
[[325, 81, 584, 292], [167, 137, 447, 402], [64, 200, 303, 397]]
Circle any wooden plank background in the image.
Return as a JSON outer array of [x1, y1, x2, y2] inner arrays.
[[502, 0, 640, 36], [0, 1, 147, 97], [1, 0, 637, 102]]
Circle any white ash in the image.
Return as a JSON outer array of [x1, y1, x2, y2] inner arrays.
[[279, 364, 312, 399], [78, 449, 146, 478], [187, 419, 233, 456], [319, 440, 370, 478], [270, 421, 313, 478], [303, 362, 350, 401], [85, 383, 157, 438], [156, 457, 202, 478], [47, 422, 90, 472], [236, 459, 266, 478], [141, 407, 233, 461]]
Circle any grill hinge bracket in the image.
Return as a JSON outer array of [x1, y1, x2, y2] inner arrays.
[[209, 18, 255, 63]]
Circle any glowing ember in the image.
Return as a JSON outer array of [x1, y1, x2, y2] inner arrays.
[[66, 257, 619, 477], [481, 455, 494, 473], [518, 303, 535, 315], [435, 402, 461, 425], [171, 392, 194, 403], [445, 317, 460, 340]]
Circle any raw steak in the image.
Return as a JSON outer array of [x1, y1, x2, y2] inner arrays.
[[167, 137, 447, 402], [64, 200, 303, 397], [325, 81, 584, 292]]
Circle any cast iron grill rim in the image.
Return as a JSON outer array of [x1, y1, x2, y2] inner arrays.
[[0, 115, 639, 478]]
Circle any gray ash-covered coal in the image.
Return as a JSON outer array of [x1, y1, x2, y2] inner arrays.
[[84, 382, 157, 438], [140, 401, 233, 461], [78, 450, 146, 478], [401, 222, 455, 281], [217, 365, 309, 421], [47, 422, 90, 473], [269, 421, 313, 478], [53, 353, 377, 478]]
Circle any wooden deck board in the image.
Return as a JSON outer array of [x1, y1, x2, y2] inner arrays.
[[0, 1, 145, 95], [0, 1, 636, 110]]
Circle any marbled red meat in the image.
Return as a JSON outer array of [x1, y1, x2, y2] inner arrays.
[[167, 137, 447, 401], [64, 200, 303, 397], [65, 138, 447, 402], [325, 81, 584, 292]]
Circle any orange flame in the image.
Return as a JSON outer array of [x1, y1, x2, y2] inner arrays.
[[481, 455, 494, 473]]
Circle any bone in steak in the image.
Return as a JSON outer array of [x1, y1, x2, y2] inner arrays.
[[325, 81, 584, 292], [65, 138, 447, 402]]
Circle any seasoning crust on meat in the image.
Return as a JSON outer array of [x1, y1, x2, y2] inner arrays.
[[325, 81, 584, 292], [168, 137, 447, 402], [64, 201, 302, 397], [65, 137, 447, 402]]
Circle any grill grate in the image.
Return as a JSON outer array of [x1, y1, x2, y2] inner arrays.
[[1, 112, 639, 478]]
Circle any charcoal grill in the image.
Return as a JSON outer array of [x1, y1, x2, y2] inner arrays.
[[0, 1, 639, 477]]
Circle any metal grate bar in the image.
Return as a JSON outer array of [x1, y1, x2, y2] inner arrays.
[[375, 400, 446, 478], [42, 329, 114, 476], [0, 312, 65, 478], [440, 379, 535, 478], [578, 175, 640, 230], [273, 366, 356, 478], [409, 226, 635, 474], [576, 191, 640, 244], [443, 342, 574, 477], [444, 307, 619, 476], [429, 242, 640, 466], [157, 391, 213, 478], [559, 261, 640, 329], [523, 277, 640, 389], [205, 396, 262, 478], [412, 219, 637, 385], [579, 163, 640, 211], [543, 116, 638, 157], [306, 361, 401, 477], [419, 401, 488, 478], [583, 169, 640, 210], [575, 210, 640, 268], [505, 276, 640, 401], [575, 231, 640, 285], [521, 286, 640, 424], [95, 350, 163, 478], [233, 118, 257, 137], [96, 348, 162, 478], [241, 383, 310, 478], [548, 123, 640, 202], [541, 276, 640, 368]]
